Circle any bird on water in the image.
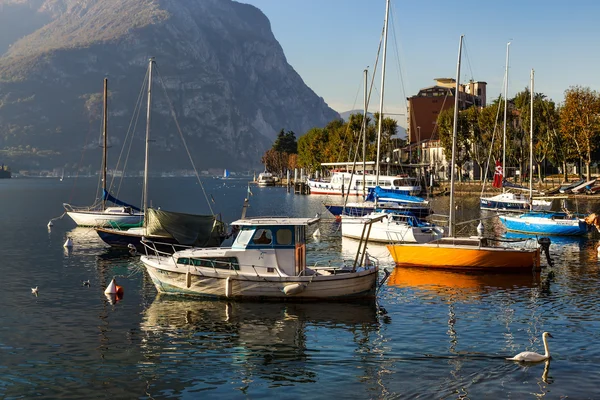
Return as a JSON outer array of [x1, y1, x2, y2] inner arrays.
[[507, 332, 553, 362]]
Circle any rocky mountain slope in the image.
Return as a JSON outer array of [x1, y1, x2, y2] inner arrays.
[[0, 0, 339, 171]]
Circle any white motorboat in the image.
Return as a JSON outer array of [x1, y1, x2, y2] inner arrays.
[[140, 216, 382, 300], [341, 210, 443, 243], [257, 171, 276, 187]]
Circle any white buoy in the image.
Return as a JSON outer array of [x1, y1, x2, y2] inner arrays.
[[63, 237, 73, 248], [282, 283, 307, 296], [104, 277, 123, 295], [31, 287, 39, 296], [477, 221, 484, 236]]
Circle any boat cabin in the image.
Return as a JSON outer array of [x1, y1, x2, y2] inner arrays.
[[230, 217, 319, 275]]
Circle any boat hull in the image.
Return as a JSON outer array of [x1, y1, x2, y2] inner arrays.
[[141, 257, 379, 300], [96, 227, 224, 253], [66, 211, 143, 227], [386, 239, 541, 271], [480, 194, 552, 212], [341, 215, 443, 243], [499, 214, 588, 236], [325, 204, 432, 219]]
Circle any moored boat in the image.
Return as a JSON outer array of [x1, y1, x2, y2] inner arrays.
[[140, 216, 381, 300], [387, 39, 544, 273], [64, 78, 143, 228], [499, 211, 589, 236]]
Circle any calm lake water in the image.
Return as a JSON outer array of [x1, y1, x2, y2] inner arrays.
[[1, 176, 600, 399]]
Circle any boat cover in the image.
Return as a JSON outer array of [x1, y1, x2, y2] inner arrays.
[[365, 186, 426, 204], [102, 189, 141, 211], [146, 208, 219, 246]]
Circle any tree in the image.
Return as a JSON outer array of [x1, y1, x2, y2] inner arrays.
[[559, 86, 600, 181], [437, 107, 469, 182], [273, 129, 298, 154]]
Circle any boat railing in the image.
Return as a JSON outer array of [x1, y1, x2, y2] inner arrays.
[[63, 202, 103, 212]]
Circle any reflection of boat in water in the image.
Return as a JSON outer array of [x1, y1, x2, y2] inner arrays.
[[387, 267, 539, 298], [341, 236, 393, 263], [141, 295, 379, 331], [504, 231, 587, 252]]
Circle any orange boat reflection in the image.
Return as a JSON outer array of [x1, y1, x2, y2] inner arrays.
[[388, 267, 540, 299]]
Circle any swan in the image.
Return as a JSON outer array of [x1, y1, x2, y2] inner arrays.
[[507, 332, 553, 362]]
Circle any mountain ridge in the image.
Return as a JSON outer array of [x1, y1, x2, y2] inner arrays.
[[0, 0, 339, 171]]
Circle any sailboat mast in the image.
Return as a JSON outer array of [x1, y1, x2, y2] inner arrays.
[[102, 78, 108, 211], [143, 58, 154, 218], [529, 68, 534, 205], [362, 68, 368, 197], [502, 42, 510, 193], [375, 0, 390, 187], [448, 35, 464, 237]]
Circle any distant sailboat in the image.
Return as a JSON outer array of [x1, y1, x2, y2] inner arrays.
[[60, 169, 64, 182], [223, 169, 230, 179]]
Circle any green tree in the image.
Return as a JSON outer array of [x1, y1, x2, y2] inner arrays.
[[437, 107, 469, 182], [273, 129, 298, 154]]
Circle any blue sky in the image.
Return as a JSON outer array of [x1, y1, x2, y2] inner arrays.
[[240, 0, 600, 128]]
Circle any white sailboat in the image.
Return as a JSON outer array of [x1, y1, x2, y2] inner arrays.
[[480, 43, 551, 212], [95, 59, 226, 252], [63, 78, 143, 228], [340, 0, 438, 245]]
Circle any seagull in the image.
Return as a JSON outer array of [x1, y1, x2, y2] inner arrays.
[[82, 280, 91, 287], [31, 287, 38, 296], [507, 332, 553, 362]]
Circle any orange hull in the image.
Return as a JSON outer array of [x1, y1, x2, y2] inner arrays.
[[386, 241, 541, 272]]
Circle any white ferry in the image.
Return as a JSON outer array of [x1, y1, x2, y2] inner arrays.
[[307, 172, 422, 196]]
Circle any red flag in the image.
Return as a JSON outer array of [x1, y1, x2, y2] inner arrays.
[[493, 160, 503, 188]]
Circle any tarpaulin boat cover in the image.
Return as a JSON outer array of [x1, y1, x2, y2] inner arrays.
[[145, 208, 219, 246]]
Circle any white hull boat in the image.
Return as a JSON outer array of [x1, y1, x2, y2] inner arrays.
[[141, 216, 381, 300], [341, 211, 443, 243], [65, 206, 142, 228], [307, 172, 421, 196]]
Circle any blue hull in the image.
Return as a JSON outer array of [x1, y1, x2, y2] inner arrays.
[[325, 204, 432, 220], [499, 214, 588, 236], [96, 228, 225, 254], [480, 199, 529, 212]]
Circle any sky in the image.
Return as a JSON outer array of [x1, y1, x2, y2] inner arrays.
[[240, 0, 600, 128]]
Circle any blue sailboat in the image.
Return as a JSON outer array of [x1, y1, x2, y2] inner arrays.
[[499, 211, 589, 236], [498, 70, 590, 237]]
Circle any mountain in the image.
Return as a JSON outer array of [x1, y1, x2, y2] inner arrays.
[[0, 0, 339, 172]]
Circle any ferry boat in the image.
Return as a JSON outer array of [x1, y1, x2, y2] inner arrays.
[[257, 171, 276, 187], [307, 172, 421, 196]]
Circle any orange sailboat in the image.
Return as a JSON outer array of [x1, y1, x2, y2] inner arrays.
[[386, 36, 542, 273]]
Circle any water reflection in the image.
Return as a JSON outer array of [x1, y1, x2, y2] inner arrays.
[[139, 296, 382, 396], [387, 267, 540, 299]]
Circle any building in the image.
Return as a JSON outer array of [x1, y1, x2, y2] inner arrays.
[[406, 78, 487, 145]]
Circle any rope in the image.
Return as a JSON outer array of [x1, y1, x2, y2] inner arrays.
[[154, 64, 215, 215]]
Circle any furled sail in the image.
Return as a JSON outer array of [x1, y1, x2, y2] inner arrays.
[[102, 189, 141, 211]]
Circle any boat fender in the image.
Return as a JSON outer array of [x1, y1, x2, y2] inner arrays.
[[225, 276, 232, 297], [186, 271, 192, 288], [282, 283, 306, 296]]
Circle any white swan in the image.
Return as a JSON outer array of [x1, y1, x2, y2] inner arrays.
[[507, 332, 553, 362]]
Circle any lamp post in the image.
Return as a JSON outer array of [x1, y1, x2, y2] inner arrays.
[[417, 126, 421, 163]]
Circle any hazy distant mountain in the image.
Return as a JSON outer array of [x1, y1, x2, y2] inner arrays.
[[339, 109, 407, 139], [0, 0, 339, 171]]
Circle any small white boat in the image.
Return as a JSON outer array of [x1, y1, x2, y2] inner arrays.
[[257, 171, 276, 187], [571, 179, 596, 194], [341, 210, 443, 243], [140, 216, 381, 300]]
